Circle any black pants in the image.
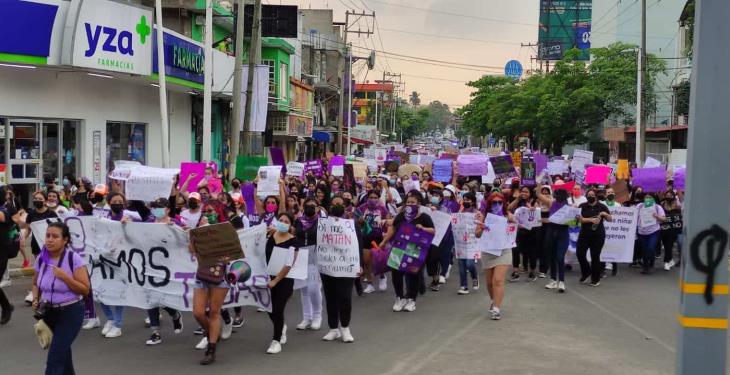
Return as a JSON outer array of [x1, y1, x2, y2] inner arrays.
[[515, 229, 538, 271], [576, 232, 605, 284], [267, 278, 294, 341], [425, 245, 441, 278], [321, 274, 354, 329], [0, 243, 10, 311], [661, 232, 679, 263], [391, 268, 421, 300], [536, 226, 550, 274]]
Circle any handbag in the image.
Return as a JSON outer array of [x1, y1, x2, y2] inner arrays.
[[196, 262, 226, 284], [34, 319, 53, 350]]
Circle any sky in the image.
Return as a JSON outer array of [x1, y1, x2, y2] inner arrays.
[[281, 0, 540, 110]]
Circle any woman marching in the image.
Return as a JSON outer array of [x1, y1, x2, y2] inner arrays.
[[475, 192, 513, 320], [320, 195, 364, 342], [507, 187, 540, 282], [536, 183, 571, 293], [264, 212, 300, 354], [576, 189, 612, 287], [294, 198, 324, 331], [379, 191, 435, 312], [660, 190, 682, 271]]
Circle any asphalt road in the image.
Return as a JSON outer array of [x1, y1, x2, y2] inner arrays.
[[0, 264, 718, 375]]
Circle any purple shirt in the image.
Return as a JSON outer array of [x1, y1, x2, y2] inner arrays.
[[35, 250, 85, 305]]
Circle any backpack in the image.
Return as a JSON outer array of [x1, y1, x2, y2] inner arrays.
[[6, 224, 20, 259]]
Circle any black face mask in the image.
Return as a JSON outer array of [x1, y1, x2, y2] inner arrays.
[[33, 201, 45, 209], [304, 205, 317, 217], [110, 204, 124, 214], [463, 202, 472, 209], [587, 196, 597, 204], [90, 195, 103, 204], [606, 194, 615, 201], [232, 182, 240, 189], [188, 201, 199, 210], [330, 204, 345, 218]]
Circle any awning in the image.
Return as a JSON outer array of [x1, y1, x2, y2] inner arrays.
[[312, 130, 332, 143], [345, 135, 373, 145]]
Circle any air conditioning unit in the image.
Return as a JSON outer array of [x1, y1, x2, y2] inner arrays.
[[677, 115, 687, 125]]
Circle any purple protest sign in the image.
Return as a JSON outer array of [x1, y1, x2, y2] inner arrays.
[[534, 154, 548, 176], [457, 154, 488, 176], [673, 167, 686, 190], [270, 147, 286, 174], [432, 159, 453, 182], [631, 167, 667, 193], [328, 155, 346, 173], [385, 221, 434, 274], [304, 160, 323, 177], [241, 182, 257, 216]]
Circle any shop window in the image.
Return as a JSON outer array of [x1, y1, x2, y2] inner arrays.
[[262, 59, 276, 95], [106, 122, 146, 171], [270, 113, 288, 133]]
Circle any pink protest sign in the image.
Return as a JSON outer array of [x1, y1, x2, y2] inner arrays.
[[328, 155, 346, 173], [179, 162, 217, 192], [584, 165, 612, 185]]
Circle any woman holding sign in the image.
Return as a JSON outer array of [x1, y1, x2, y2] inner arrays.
[[536, 184, 571, 293], [576, 189, 612, 287], [475, 192, 513, 321], [636, 194, 666, 274], [265, 212, 299, 354], [379, 191, 435, 313], [294, 198, 324, 332]]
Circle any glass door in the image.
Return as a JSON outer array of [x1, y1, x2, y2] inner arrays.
[[42, 121, 60, 184], [8, 119, 42, 184]]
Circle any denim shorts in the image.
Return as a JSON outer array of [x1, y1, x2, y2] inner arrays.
[[194, 278, 230, 289]]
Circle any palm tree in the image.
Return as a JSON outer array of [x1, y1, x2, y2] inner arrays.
[[409, 91, 421, 107]]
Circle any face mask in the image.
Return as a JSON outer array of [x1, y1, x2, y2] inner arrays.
[[275, 221, 290, 233], [644, 197, 655, 207], [587, 196, 597, 204], [188, 201, 199, 210], [597, 194, 606, 201], [151, 208, 166, 219], [404, 204, 419, 221], [304, 205, 317, 217], [411, 176, 419, 181], [389, 179, 396, 186], [430, 196, 441, 205], [232, 182, 240, 189], [62, 178, 70, 186], [606, 194, 615, 201], [572, 190, 582, 198], [368, 199, 379, 208], [330, 204, 345, 218], [33, 201, 44, 209], [110, 203, 124, 214], [205, 213, 218, 224], [265, 203, 278, 213], [491, 202, 503, 215], [463, 202, 472, 209]]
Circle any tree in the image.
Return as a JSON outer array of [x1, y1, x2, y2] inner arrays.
[[425, 101, 452, 133], [409, 91, 421, 107]]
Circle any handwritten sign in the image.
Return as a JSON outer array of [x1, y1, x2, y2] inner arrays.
[[266, 246, 306, 280], [286, 161, 305, 177], [631, 167, 666, 193], [419, 206, 452, 246], [601, 206, 638, 262], [514, 207, 541, 230], [571, 149, 593, 173], [304, 160, 324, 177], [432, 159, 453, 182], [457, 154, 489, 176], [190, 223, 245, 267], [452, 213, 478, 259], [316, 217, 360, 277], [477, 214, 517, 256], [257, 166, 282, 197], [548, 205, 581, 225]]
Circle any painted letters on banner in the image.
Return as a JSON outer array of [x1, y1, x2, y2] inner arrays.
[[31, 218, 272, 312], [451, 213, 478, 259], [316, 217, 360, 278]]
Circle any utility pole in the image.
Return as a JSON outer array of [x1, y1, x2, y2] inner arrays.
[[154, 0, 170, 167], [521, 42, 540, 73], [242, 0, 262, 156], [337, 10, 374, 155], [202, 0, 213, 162], [677, 1, 730, 373], [635, 0, 647, 164], [229, 0, 246, 177], [346, 43, 353, 155]]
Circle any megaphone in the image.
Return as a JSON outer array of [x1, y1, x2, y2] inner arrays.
[[226, 260, 252, 285]]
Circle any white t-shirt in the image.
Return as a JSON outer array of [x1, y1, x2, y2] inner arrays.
[[568, 196, 587, 207]]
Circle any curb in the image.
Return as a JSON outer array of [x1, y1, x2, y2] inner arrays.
[[9, 267, 34, 278]]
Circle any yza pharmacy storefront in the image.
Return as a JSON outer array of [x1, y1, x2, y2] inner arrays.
[[0, 0, 198, 201]]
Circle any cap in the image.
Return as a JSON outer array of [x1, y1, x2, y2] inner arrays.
[[189, 192, 201, 201], [93, 184, 108, 196], [445, 184, 457, 194]]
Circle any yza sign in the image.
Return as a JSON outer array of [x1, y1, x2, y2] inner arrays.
[[65, 0, 153, 75]]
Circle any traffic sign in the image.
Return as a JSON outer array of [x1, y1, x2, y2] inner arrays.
[[504, 60, 523, 80]]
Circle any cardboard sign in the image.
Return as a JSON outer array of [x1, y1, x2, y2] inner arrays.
[[386, 222, 434, 274], [270, 147, 287, 174], [548, 205, 581, 225], [419, 206, 452, 246], [643, 156, 662, 168], [398, 163, 422, 178], [257, 166, 282, 197], [352, 162, 368, 180], [571, 149, 593, 173], [266, 246, 306, 280], [601, 206, 638, 263], [304, 160, 324, 177], [514, 207, 542, 230], [452, 213, 478, 259], [190, 223, 245, 267], [520, 160, 537, 186], [478, 214, 517, 256], [329, 155, 346, 173], [547, 160, 569, 176], [316, 217, 361, 278]]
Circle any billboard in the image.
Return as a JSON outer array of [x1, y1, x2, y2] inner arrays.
[[538, 0, 592, 61]]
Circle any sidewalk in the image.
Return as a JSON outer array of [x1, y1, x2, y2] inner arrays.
[[6, 242, 34, 278]]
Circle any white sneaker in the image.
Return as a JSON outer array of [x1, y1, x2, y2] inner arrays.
[[605, 263, 613, 271], [296, 319, 311, 330], [558, 281, 566, 293], [280, 324, 288, 344], [340, 327, 354, 343], [438, 276, 446, 285], [24, 291, 33, 304], [403, 299, 416, 312], [669, 259, 676, 269], [144, 316, 151, 327], [378, 276, 388, 292], [221, 319, 233, 340], [322, 329, 341, 341], [392, 297, 407, 312], [363, 284, 375, 294], [195, 337, 208, 350], [310, 318, 322, 330], [101, 321, 114, 336], [82, 317, 100, 330], [105, 327, 122, 338], [266, 340, 282, 354], [457, 287, 470, 295], [545, 280, 558, 290]]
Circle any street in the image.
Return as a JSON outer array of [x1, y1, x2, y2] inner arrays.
[[0, 264, 708, 375]]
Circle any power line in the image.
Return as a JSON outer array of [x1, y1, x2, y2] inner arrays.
[[377, 27, 522, 46], [592, 0, 639, 35], [362, 0, 536, 27], [373, 17, 393, 73]]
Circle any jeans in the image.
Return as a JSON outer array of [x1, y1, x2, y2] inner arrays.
[[458, 259, 478, 288], [391, 268, 421, 300], [268, 278, 294, 341], [99, 303, 124, 328], [146, 307, 179, 330], [576, 232, 605, 283], [321, 274, 354, 329], [546, 224, 569, 282], [639, 232, 660, 270], [45, 300, 84, 375]]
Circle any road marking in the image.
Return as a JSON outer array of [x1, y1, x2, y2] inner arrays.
[[677, 315, 728, 329], [569, 287, 676, 354], [680, 281, 729, 295]]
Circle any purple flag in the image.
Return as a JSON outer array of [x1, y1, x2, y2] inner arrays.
[[631, 167, 666, 193], [270, 147, 286, 174], [457, 154, 488, 176], [673, 167, 686, 190]]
